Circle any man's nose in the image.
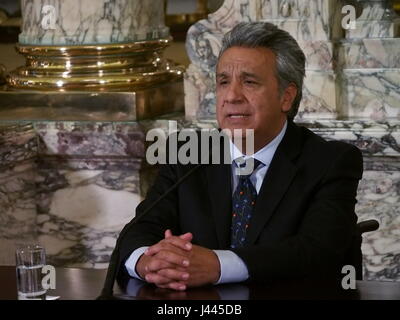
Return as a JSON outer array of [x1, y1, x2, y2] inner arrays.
[[224, 81, 244, 104]]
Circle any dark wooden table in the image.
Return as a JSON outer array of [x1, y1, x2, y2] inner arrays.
[[1, 266, 399, 300]]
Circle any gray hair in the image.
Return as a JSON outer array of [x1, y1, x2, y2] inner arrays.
[[218, 22, 306, 119]]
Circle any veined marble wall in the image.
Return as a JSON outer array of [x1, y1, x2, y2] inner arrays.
[[0, 120, 170, 268], [0, 124, 37, 265], [304, 120, 400, 281], [19, 0, 169, 45]]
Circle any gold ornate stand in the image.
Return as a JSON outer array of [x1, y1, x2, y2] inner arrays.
[[7, 38, 184, 91]]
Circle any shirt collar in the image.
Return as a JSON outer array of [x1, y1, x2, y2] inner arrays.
[[230, 120, 287, 167]]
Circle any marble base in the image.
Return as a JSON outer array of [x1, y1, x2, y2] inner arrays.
[[357, 166, 400, 281], [338, 39, 400, 69], [304, 120, 400, 281], [300, 41, 334, 70], [36, 165, 145, 268], [0, 120, 171, 268], [298, 70, 337, 119], [312, 120, 400, 281], [339, 69, 400, 120]]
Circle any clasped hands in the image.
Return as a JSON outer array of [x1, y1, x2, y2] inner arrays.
[[136, 230, 221, 291]]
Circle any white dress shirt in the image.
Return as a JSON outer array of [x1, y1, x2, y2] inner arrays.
[[125, 121, 288, 284]]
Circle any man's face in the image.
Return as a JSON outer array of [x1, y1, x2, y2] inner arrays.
[[216, 46, 296, 150]]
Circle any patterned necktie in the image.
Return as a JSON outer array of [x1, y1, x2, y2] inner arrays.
[[230, 158, 262, 249]]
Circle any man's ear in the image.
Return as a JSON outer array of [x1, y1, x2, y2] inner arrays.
[[280, 83, 297, 113]]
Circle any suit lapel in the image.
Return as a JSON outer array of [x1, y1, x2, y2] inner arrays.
[[205, 163, 232, 248], [246, 120, 304, 245], [202, 121, 304, 247]]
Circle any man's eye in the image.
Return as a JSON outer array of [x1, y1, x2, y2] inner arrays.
[[244, 80, 257, 85], [218, 81, 228, 85]]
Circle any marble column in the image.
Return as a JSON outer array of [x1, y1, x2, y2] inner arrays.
[[19, 0, 169, 45], [2, 0, 184, 120]]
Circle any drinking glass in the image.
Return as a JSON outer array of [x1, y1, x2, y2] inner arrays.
[[15, 244, 47, 300]]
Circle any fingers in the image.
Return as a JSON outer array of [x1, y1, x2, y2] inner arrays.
[[148, 250, 190, 269], [145, 258, 175, 273], [157, 268, 190, 282], [145, 254, 189, 273], [165, 229, 193, 242], [146, 237, 192, 257], [141, 252, 189, 291], [165, 229, 173, 238], [145, 272, 187, 291], [141, 230, 195, 291]]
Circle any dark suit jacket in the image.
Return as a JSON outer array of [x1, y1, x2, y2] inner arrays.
[[118, 120, 363, 283]]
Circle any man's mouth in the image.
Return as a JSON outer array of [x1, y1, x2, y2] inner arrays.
[[227, 113, 250, 119]]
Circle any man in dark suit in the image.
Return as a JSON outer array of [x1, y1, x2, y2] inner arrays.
[[117, 22, 363, 291]]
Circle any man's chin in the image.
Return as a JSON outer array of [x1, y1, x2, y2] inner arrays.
[[220, 126, 255, 139]]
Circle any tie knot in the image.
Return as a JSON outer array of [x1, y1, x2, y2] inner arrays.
[[234, 158, 262, 178]]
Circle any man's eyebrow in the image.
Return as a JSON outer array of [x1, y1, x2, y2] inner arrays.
[[216, 72, 229, 79], [241, 72, 260, 79], [216, 71, 261, 79]]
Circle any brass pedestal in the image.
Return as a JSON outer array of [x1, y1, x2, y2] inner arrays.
[[1, 38, 184, 120], [0, 82, 183, 121]]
